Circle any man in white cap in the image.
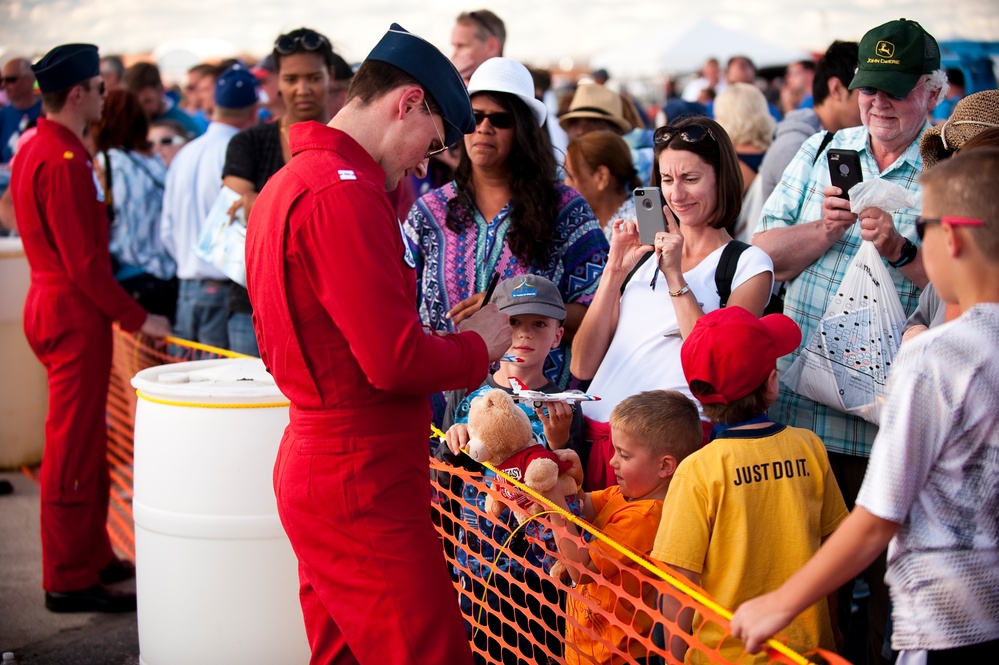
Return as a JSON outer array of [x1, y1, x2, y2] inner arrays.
[[245, 23, 511, 664]]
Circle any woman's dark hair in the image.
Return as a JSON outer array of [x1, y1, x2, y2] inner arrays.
[[447, 91, 559, 267], [93, 89, 150, 153], [651, 116, 743, 229], [567, 130, 642, 192], [272, 28, 335, 72]]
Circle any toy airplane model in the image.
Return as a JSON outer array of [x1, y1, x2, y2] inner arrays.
[[508, 377, 601, 407]]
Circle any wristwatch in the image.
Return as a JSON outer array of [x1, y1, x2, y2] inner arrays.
[[888, 237, 917, 268]]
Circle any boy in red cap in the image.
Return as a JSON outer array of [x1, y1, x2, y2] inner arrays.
[[651, 306, 848, 663]]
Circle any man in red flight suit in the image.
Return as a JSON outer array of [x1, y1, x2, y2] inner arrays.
[[10, 43, 172, 613], [246, 24, 512, 665]]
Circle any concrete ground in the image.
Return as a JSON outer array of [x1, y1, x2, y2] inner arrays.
[[0, 470, 139, 665]]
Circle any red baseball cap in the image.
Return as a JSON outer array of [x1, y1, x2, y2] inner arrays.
[[681, 307, 802, 405]]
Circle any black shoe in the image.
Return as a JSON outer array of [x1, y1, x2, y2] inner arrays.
[[98, 558, 136, 585], [45, 584, 137, 613]]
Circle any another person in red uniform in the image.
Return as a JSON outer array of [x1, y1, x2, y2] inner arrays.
[[10, 43, 172, 613], [245, 24, 512, 665]]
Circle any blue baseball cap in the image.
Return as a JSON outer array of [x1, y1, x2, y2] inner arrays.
[[364, 23, 474, 146], [215, 65, 259, 109], [32, 43, 100, 93]]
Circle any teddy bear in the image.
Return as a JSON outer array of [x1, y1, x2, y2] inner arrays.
[[464, 389, 580, 520]]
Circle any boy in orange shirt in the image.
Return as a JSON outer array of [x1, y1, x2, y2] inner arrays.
[[544, 390, 703, 664]]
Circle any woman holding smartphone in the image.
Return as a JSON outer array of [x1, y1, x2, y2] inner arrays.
[[571, 116, 774, 488], [404, 57, 608, 397]]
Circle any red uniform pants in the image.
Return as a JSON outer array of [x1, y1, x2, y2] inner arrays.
[[24, 282, 117, 592], [274, 407, 474, 665]]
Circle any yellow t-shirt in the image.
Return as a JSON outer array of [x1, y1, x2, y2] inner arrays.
[[566, 485, 663, 665], [651, 423, 848, 663]]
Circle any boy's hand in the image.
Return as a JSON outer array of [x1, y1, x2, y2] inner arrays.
[[536, 400, 573, 449], [445, 423, 471, 456], [551, 448, 583, 487], [729, 590, 795, 654]]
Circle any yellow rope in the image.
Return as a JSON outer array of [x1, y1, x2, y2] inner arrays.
[[165, 335, 255, 359], [430, 424, 814, 665], [135, 390, 290, 410]]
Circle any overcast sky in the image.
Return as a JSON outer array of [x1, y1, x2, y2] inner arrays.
[[3, 0, 998, 76]]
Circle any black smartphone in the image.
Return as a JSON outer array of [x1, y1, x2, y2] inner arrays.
[[633, 187, 667, 245], [827, 149, 863, 201]]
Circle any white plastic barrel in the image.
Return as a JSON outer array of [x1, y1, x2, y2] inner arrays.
[[131, 358, 309, 665], [0, 236, 47, 469]]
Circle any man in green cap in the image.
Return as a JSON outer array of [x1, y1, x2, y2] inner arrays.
[[752, 18, 947, 664]]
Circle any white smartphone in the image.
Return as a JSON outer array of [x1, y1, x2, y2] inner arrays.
[[633, 187, 668, 246]]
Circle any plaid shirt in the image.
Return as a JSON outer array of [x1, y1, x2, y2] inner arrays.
[[757, 124, 928, 457]]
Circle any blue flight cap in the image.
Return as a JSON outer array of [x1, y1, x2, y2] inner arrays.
[[364, 23, 474, 146], [32, 43, 100, 93], [215, 65, 259, 109]]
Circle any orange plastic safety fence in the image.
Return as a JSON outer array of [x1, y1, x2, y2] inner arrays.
[[104, 327, 251, 559], [429, 458, 851, 665], [101, 330, 851, 665]]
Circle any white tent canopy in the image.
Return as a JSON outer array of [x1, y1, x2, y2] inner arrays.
[[590, 18, 812, 79]]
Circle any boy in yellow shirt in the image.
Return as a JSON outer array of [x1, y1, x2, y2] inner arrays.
[[652, 307, 848, 663], [544, 390, 702, 664]]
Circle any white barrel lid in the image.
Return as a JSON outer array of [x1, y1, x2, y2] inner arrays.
[[131, 358, 288, 402]]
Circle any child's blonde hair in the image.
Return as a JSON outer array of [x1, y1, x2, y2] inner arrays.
[[609, 390, 701, 461]]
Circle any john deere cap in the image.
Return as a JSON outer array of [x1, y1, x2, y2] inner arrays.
[[849, 18, 940, 99]]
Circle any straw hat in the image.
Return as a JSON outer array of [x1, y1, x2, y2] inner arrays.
[[920, 90, 999, 169], [558, 84, 633, 134], [467, 57, 548, 126]]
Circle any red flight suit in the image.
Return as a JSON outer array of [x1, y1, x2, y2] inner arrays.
[[246, 121, 488, 665], [11, 118, 146, 592]]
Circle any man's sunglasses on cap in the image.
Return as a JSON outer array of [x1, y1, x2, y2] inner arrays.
[[275, 31, 329, 55]]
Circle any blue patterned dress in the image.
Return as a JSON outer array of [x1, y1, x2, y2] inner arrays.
[[404, 181, 609, 390]]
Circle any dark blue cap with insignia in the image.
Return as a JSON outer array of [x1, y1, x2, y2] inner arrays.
[[32, 43, 100, 94], [364, 23, 474, 147], [215, 65, 259, 109]]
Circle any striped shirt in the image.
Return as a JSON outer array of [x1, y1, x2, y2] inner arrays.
[[757, 124, 927, 457]]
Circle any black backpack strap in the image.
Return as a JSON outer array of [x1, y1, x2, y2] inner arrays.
[[811, 130, 837, 166], [620, 250, 654, 295], [715, 241, 750, 308]]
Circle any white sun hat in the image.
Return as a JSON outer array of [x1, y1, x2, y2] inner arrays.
[[467, 57, 548, 127]]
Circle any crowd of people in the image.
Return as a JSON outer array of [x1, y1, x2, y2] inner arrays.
[[1, 8, 997, 665]]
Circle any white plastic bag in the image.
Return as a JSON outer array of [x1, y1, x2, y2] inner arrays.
[[194, 186, 247, 287], [781, 241, 907, 424]]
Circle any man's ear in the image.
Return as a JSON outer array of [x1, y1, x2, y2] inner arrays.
[[397, 86, 425, 119], [827, 76, 847, 102]]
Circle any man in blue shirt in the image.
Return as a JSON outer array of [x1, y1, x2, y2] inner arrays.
[[160, 66, 259, 349], [1, 57, 43, 165]]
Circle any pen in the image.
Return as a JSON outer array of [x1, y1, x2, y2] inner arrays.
[[481, 272, 500, 306]]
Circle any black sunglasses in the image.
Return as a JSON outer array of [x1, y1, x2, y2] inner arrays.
[[473, 110, 515, 129], [274, 32, 329, 56], [155, 136, 186, 147], [653, 124, 716, 146], [1, 76, 19, 85], [915, 215, 985, 240]]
